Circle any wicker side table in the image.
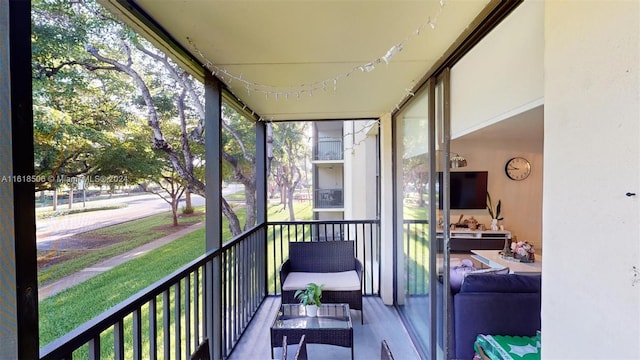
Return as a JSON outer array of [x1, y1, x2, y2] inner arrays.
[[270, 303, 353, 359]]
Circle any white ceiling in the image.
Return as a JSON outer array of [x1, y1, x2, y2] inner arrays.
[[103, 0, 491, 121], [456, 105, 544, 143]]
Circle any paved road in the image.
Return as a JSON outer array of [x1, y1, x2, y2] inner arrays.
[[37, 183, 243, 250]]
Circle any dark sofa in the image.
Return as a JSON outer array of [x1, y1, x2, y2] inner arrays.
[[452, 273, 541, 359], [280, 241, 363, 317]]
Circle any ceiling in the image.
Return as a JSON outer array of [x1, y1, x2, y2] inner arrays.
[[455, 105, 544, 144], [101, 0, 492, 121]]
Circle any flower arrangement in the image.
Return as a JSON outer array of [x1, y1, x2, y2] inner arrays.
[[511, 241, 535, 262]]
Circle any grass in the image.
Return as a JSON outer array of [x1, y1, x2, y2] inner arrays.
[[38, 207, 205, 285], [266, 200, 313, 221], [36, 203, 128, 220], [39, 228, 206, 350]]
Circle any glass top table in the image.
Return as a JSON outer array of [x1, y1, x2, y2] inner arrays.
[[270, 303, 353, 359]]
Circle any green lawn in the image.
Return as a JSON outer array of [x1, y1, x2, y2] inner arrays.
[[39, 228, 206, 353], [38, 208, 206, 285], [266, 200, 313, 221]]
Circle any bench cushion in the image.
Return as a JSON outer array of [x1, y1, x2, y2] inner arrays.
[[282, 271, 361, 291]]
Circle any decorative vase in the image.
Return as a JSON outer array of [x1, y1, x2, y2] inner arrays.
[[305, 304, 318, 317], [490, 219, 499, 231], [500, 238, 513, 258]]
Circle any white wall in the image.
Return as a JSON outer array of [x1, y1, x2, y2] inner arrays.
[[451, 136, 543, 250], [316, 167, 343, 189], [344, 120, 378, 221], [451, 0, 544, 138], [379, 113, 394, 304], [543, 1, 640, 357]]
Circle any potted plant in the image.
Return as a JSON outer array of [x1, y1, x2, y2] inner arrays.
[[486, 192, 503, 231], [294, 283, 323, 317]]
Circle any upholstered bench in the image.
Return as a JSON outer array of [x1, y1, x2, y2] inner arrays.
[[280, 241, 363, 321]]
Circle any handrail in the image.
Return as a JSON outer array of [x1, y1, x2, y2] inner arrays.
[[40, 249, 220, 359], [267, 219, 379, 225], [40, 224, 266, 359], [39, 220, 379, 359]]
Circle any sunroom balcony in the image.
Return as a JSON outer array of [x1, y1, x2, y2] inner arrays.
[[39, 220, 421, 360]]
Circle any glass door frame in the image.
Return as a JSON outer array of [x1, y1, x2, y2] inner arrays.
[[392, 69, 452, 360]]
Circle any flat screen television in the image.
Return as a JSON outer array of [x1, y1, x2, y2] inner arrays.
[[438, 171, 488, 209]]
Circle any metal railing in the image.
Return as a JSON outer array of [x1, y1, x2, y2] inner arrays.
[[314, 139, 343, 160], [40, 225, 267, 360], [403, 219, 431, 295], [314, 188, 344, 208], [39, 220, 380, 359], [266, 220, 380, 296]]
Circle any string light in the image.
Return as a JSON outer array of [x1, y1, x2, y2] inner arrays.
[[186, 0, 446, 115]]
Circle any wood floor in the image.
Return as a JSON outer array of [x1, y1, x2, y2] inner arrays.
[[228, 296, 421, 360]]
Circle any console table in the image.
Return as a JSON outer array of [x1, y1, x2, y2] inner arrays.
[[471, 249, 542, 274], [437, 230, 511, 253]]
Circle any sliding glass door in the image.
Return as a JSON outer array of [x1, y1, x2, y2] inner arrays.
[[395, 72, 450, 359]]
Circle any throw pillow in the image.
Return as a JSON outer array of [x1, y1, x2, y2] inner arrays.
[[449, 259, 476, 293], [460, 267, 510, 288]]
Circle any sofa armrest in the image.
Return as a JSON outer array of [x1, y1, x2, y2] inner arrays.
[[280, 259, 291, 287], [453, 292, 541, 359], [355, 259, 363, 282]]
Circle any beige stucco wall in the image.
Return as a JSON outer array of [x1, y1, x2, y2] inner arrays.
[[543, 0, 640, 357]]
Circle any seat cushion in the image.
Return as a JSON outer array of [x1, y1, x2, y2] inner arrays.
[[282, 271, 361, 291]]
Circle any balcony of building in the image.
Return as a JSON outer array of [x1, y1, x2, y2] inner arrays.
[[38, 220, 427, 360], [313, 138, 344, 162], [313, 188, 344, 209]]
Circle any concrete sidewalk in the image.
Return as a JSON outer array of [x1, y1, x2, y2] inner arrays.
[[38, 221, 205, 301]]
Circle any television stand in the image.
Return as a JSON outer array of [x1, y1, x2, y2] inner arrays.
[[436, 229, 511, 253]]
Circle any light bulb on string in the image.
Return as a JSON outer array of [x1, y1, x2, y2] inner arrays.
[[187, 1, 448, 113]]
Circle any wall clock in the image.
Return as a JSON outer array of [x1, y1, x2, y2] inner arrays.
[[505, 157, 531, 181]]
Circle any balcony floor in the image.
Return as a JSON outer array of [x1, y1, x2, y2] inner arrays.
[[229, 296, 420, 360]]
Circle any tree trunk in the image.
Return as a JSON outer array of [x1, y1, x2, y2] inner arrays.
[[280, 186, 287, 206], [68, 184, 74, 209], [222, 198, 242, 235], [52, 187, 58, 211], [243, 185, 257, 230], [185, 189, 192, 209], [287, 187, 296, 221], [172, 199, 179, 226]]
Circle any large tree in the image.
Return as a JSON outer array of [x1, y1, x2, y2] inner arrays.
[[32, 0, 258, 235], [269, 122, 309, 220]]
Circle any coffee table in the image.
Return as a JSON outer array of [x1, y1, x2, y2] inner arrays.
[[470, 249, 542, 274], [270, 303, 353, 359]]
